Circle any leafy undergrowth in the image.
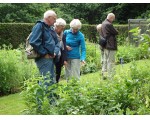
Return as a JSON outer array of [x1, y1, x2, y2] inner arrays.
[[22, 59, 150, 115], [0, 59, 150, 115]]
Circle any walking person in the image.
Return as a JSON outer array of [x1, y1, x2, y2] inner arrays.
[[100, 13, 118, 80], [54, 18, 67, 83], [64, 19, 86, 81]]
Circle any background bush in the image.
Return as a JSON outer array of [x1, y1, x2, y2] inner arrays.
[[0, 45, 38, 96], [0, 23, 33, 48], [81, 43, 101, 74], [116, 45, 150, 64], [0, 23, 128, 48]]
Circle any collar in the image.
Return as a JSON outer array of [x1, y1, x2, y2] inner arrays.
[[69, 28, 79, 35], [106, 19, 112, 24]]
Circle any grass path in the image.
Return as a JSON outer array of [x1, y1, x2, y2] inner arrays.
[[0, 93, 25, 115]]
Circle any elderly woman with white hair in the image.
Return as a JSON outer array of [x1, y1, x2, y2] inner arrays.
[[64, 19, 86, 80], [54, 18, 67, 83], [96, 24, 104, 66]]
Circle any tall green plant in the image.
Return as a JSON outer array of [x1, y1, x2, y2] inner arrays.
[[129, 26, 150, 59], [0, 45, 38, 95]]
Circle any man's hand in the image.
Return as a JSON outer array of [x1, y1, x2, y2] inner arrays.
[[44, 53, 56, 58]]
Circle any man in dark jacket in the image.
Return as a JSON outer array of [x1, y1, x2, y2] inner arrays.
[[29, 10, 60, 86], [100, 13, 118, 80]]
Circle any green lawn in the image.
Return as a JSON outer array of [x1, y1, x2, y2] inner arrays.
[[0, 59, 150, 115], [0, 93, 26, 115]]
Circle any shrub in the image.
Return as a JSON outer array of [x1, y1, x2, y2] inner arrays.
[[81, 43, 101, 74], [0, 23, 33, 49], [0, 23, 128, 48], [0, 45, 38, 95], [116, 45, 150, 64], [115, 25, 128, 45]]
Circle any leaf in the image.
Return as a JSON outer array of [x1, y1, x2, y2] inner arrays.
[[129, 27, 139, 33]]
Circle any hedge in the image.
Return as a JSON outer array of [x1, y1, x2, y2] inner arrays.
[[0, 23, 128, 48]]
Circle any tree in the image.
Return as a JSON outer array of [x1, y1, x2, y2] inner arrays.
[[50, 3, 103, 24], [0, 3, 50, 23], [0, 3, 150, 24]]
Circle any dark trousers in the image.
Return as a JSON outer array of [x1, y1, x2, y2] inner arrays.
[[55, 57, 63, 83]]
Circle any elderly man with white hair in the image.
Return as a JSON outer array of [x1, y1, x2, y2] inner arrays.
[[54, 18, 67, 83], [100, 13, 118, 80], [29, 10, 60, 89], [64, 19, 86, 80]]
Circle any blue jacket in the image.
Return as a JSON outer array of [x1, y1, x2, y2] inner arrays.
[[64, 29, 86, 61], [29, 20, 60, 57]]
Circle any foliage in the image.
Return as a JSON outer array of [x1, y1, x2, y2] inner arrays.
[[0, 45, 38, 95], [0, 23, 33, 48], [109, 3, 150, 24], [81, 43, 101, 74], [130, 26, 150, 56], [116, 45, 150, 64], [22, 60, 150, 115], [50, 3, 103, 24], [0, 3, 50, 23], [116, 25, 150, 64], [22, 75, 59, 115], [0, 23, 128, 48], [115, 25, 128, 45], [1, 3, 150, 24]]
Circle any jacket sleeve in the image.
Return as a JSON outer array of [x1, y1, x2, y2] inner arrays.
[[106, 24, 118, 35], [29, 23, 48, 56], [80, 34, 86, 61]]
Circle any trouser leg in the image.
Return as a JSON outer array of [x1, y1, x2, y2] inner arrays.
[[55, 61, 62, 83], [35, 58, 56, 106], [71, 59, 80, 80], [107, 50, 116, 79], [102, 49, 107, 76], [65, 59, 80, 81]]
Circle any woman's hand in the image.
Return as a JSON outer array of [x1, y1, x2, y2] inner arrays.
[[81, 60, 86, 66], [66, 46, 72, 51], [64, 61, 68, 65]]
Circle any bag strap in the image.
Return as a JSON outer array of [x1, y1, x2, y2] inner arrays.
[[101, 26, 110, 40], [41, 23, 45, 45]]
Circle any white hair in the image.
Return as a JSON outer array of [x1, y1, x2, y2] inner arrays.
[[54, 18, 66, 27], [107, 13, 115, 20], [70, 19, 82, 30], [96, 24, 102, 32], [44, 10, 57, 19]]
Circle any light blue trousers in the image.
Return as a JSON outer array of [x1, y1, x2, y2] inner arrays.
[[35, 58, 56, 86]]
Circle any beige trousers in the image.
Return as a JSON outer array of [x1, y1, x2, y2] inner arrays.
[[65, 59, 80, 81], [102, 49, 116, 79]]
